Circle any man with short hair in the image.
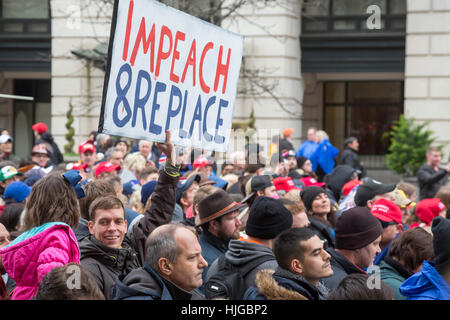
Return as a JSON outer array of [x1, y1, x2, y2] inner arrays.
[[94, 161, 121, 180], [296, 127, 318, 159], [138, 167, 159, 186], [354, 178, 396, 209], [205, 196, 293, 299], [417, 146, 450, 201], [400, 216, 450, 300], [80, 195, 140, 299], [340, 137, 366, 178], [244, 227, 332, 300], [79, 142, 97, 175], [196, 189, 244, 293], [105, 147, 135, 184], [242, 175, 278, 208], [370, 198, 404, 265], [321, 207, 383, 290], [138, 140, 158, 167], [113, 223, 208, 300]]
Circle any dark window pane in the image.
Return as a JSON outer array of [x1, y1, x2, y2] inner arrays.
[[304, 20, 328, 31], [27, 22, 49, 33], [303, 0, 330, 16], [390, 18, 406, 30], [390, 0, 406, 14], [334, 20, 357, 30], [332, 0, 386, 16], [2, 0, 49, 19], [3, 22, 23, 32]]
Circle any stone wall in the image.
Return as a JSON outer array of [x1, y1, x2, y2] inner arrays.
[[405, 0, 450, 160]]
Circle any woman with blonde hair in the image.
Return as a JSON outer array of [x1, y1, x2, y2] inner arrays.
[[123, 152, 147, 179], [0, 172, 81, 299], [309, 130, 339, 182]]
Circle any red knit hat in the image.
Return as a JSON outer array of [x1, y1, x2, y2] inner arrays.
[[416, 198, 446, 226]]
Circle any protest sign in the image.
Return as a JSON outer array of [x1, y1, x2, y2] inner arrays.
[[99, 0, 244, 152]]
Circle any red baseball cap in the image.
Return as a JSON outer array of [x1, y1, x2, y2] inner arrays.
[[94, 161, 121, 177], [416, 198, 446, 226], [32, 122, 47, 134], [273, 176, 301, 192], [300, 176, 325, 188], [193, 156, 212, 169], [79, 142, 96, 154], [371, 198, 402, 225]]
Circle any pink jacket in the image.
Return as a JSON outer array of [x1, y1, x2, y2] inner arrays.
[[0, 222, 80, 300]]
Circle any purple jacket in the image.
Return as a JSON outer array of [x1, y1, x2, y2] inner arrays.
[[0, 222, 80, 300]]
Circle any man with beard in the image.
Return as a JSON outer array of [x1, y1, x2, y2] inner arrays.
[[196, 189, 245, 293]]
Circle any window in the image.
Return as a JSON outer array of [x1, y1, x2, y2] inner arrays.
[[302, 0, 406, 33], [0, 0, 50, 34], [323, 81, 403, 155]]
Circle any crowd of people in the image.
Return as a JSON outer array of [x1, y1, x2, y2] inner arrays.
[[0, 124, 449, 301]]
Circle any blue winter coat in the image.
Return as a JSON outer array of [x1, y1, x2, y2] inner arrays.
[[399, 261, 450, 300], [310, 139, 339, 175]]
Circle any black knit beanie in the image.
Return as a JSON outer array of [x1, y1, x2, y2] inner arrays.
[[431, 216, 450, 273], [300, 186, 326, 213], [245, 196, 293, 239], [335, 207, 383, 250]]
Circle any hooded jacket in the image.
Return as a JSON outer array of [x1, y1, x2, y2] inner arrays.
[[113, 263, 203, 300], [79, 235, 140, 299], [399, 260, 450, 300], [321, 248, 366, 291], [243, 267, 329, 300], [310, 139, 339, 176], [0, 222, 80, 300], [379, 256, 413, 300], [205, 238, 278, 290]]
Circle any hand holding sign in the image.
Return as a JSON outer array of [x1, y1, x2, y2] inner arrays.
[[154, 130, 175, 166]]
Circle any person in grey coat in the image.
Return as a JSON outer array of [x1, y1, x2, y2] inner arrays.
[[205, 196, 293, 296]]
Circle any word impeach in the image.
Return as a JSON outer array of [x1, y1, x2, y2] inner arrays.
[[100, 0, 243, 152]]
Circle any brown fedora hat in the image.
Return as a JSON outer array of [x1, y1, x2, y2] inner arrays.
[[196, 189, 246, 226]]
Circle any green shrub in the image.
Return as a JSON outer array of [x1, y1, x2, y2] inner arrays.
[[386, 115, 442, 176]]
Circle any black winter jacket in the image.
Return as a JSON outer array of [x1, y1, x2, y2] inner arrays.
[[417, 164, 449, 200], [79, 235, 140, 299]]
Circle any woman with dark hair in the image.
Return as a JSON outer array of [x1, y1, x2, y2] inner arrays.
[[300, 186, 336, 249], [380, 227, 434, 300], [0, 173, 80, 300], [327, 273, 394, 300]]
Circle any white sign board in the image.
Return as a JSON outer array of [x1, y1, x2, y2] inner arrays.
[[99, 0, 244, 152]]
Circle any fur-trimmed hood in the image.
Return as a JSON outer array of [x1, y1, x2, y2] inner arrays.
[[244, 267, 329, 300], [254, 269, 308, 300]]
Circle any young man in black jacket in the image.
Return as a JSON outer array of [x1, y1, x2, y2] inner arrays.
[[417, 146, 450, 201], [79, 130, 181, 299]]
